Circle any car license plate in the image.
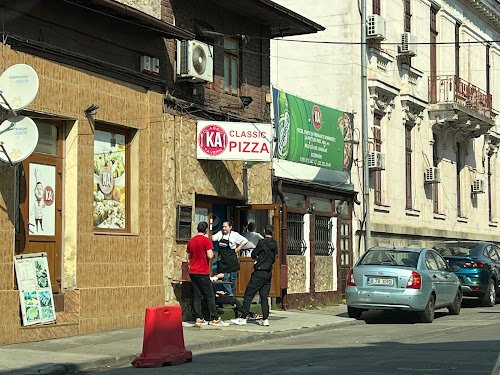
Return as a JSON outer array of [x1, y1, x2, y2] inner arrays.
[[367, 277, 394, 286]]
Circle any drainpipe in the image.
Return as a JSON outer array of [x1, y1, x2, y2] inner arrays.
[[277, 179, 288, 310]]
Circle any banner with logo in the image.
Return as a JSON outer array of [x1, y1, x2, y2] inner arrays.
[[29, 163, 56, 236], [272, 87, 353, 171], [197, 121, 273, 162]]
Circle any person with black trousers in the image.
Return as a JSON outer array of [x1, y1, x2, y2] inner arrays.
[[231, 225, 277, 327]]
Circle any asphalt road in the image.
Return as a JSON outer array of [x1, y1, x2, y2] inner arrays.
[[86, 299, 500, 375]]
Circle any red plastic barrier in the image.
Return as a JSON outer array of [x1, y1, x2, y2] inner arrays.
[[131, 305, 192, 367]]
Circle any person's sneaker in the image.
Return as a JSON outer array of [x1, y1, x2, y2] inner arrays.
[[258, 319, 270, 326], [230, 317, 247, 325], [209, 318, 229, 327], [247, 313, 261, 321], [194, 319, 208, 326]]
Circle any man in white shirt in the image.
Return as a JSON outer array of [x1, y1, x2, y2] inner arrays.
[[241, 221, 263, 257], [212, 221, 248, 295]]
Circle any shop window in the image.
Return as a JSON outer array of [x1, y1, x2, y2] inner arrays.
[[34, 121, 58, 155], [93, 128, 129, 231], [314, 216, 333, 256], [176, 205, 193, 241], [286, 213, 307, 255], [224, 38, 239, 96], [312, 197, 332, 213], [284, 192, 306, 209]]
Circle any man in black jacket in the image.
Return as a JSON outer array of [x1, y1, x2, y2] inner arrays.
[[231, 225, 277, 326]]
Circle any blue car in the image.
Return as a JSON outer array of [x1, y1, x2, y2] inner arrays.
[[433, 241, 500, 307], [346, 247, 461, 323]]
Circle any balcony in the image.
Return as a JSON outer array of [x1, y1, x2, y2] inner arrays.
[[428, 75, 495, 139]]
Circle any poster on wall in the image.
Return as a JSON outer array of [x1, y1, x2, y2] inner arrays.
[[93, 130, 126, 229], [14, 253, 56, 326], [272, 87, 354, 172], [29, 163, 56, 236]]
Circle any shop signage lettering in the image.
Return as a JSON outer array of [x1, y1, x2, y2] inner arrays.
[[197, 121, 272, 162]]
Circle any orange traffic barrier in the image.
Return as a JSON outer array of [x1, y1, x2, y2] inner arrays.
[[132, 305, 192, 367]]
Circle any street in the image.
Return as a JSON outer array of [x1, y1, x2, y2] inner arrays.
[[85, 299, 500, 375]]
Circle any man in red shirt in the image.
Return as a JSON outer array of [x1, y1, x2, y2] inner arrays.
[[187, 221, 228, 326]]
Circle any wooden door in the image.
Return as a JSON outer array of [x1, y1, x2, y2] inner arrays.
[[337, 216, 353, 296], [235, 204, 281, 297], [16, 121, 63, 293]]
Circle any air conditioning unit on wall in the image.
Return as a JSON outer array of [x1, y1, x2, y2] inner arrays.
[[425, 167, 440, 183], [368, 151, 385, 170], [176, 40, 214, 83], [472, 179, 485, 194], [398, 32, 418, 57], [367, 15, 386, 41]]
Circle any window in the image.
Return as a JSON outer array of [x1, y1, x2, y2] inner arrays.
[[34, 121, 58, 155], [432, 133, 439, 213], [93, 128, 129, 231], [286, 213, 306, 255], [224, 38, 239, 96], [456, 143, 462, 217], [405, 126, 412, 209], [373, 114, 382, 205], [314, 216, 333, 256], [488, 155, 493, 222], [486, 44, 491, 95], [455, 23, 461, 79], [284, 192, 306, 209], [432, 252, 448, 271], [425, 252, 438, 270], [404, 0, 411, 32], [176, 205, 193, 241], [373, 0, 381, 15], [430, 7, 438, 103]]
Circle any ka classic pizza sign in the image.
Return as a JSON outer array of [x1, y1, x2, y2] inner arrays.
[[197, 121, 273, 162]]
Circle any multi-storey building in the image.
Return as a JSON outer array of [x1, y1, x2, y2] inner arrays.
[[271, 0, 500, 301]]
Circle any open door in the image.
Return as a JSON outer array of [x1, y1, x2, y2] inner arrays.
[[235, 204, 281, 297]]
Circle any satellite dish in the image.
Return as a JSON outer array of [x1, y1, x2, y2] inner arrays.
[[0, 64, 39, 111], [0, 116, 39, 164], [192, 45, 207, 75]]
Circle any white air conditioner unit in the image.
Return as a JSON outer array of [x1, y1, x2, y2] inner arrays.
[[176, 40, 214, 83], [398, 32, 418, 56], [368, 151, 385, 170], [367, 15, 386, 41], [472, 179, 485, 194], [425, 167, 440, 183], [140, 55, 160, 76]]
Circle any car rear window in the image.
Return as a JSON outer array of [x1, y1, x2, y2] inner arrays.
[[434, 244, 477, 257], [359, 250, 419, 267]]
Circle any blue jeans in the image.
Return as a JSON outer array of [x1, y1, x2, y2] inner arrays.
[[222, 272, 238, 296]]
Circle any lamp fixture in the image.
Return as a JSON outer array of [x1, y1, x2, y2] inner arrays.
[[240, 96, 253, 108], [84, 103, 99, 133]]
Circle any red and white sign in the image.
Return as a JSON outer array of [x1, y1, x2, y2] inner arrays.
[[197, 121, 272, 161]]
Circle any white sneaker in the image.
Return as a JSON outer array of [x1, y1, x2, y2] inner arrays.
[[194, 319, 208, 326], [230, 317, 247, 325], [258, 319, 269, 326]]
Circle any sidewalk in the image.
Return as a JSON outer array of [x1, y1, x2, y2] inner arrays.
[[0, 305, 355, 375]]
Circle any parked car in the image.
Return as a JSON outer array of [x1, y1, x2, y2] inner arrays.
[[433, 241, 500, 307], [346, 246, 462, 323]]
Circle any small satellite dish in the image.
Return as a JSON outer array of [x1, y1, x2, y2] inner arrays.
[[0, 116, 39, 164], [0, 64, 39, 111]]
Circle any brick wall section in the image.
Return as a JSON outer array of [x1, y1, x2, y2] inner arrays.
[[162, 0, 271, 122]]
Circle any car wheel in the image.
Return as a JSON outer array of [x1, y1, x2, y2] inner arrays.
[[480, 279, 496, 307], [448, 289, 462, 315], [347, 306, 363, 319], [419, 295, 435, 323]]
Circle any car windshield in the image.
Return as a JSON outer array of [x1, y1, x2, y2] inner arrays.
[[433, 243, 479, 257], [359, 250, 419, 267]]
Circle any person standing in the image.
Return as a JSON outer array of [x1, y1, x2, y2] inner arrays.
[[241, 221, 263, 257], [212, 220, 248, 295], [187, 221, 228, 326], [231, 225, 277, 327]]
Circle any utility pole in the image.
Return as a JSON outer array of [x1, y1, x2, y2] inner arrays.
[[361, 0, 371, 250]]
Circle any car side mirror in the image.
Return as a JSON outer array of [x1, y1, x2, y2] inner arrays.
[[448, 264, 460, 272]]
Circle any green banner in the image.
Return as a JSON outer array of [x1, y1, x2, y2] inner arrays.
[[273, 88, 353, 171]]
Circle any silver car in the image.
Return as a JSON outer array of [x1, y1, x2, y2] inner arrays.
[[346, 247, 462, 323]]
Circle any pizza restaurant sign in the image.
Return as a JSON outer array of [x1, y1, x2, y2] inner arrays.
[[197, 121, 273, 162]]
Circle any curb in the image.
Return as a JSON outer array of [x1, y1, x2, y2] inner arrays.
[[8, 319, 358, 375]]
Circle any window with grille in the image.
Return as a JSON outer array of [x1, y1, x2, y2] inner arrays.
[[405, 125, 412, 209], [373, 114, 382, 205], [286, 213, 307, 255], [404, 0, 411, 32], [314, 216, 334, 256]]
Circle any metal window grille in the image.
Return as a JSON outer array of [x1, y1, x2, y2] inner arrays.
[[286, 213, 307, 255], [314, 216, 334, 256]]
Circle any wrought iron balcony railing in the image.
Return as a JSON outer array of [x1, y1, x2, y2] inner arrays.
[[429, 75, 492, 117]]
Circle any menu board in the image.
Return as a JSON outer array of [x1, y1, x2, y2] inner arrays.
[[14, 253, 56, 326]]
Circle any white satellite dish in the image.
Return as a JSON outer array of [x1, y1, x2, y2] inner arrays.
[[0, 116, 39, 164], [0, 64, 39, 111]]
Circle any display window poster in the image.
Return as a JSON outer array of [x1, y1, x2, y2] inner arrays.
[[14, 253, 56, 326], [93, 130, 126, 229], [29, 163, 56, 236], [272, 87, 354, 172]]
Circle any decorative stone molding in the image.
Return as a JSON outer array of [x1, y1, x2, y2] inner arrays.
[[486, 126, 500, 155], [401, 96, 427, 128], [368, 82, 398, 119]]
